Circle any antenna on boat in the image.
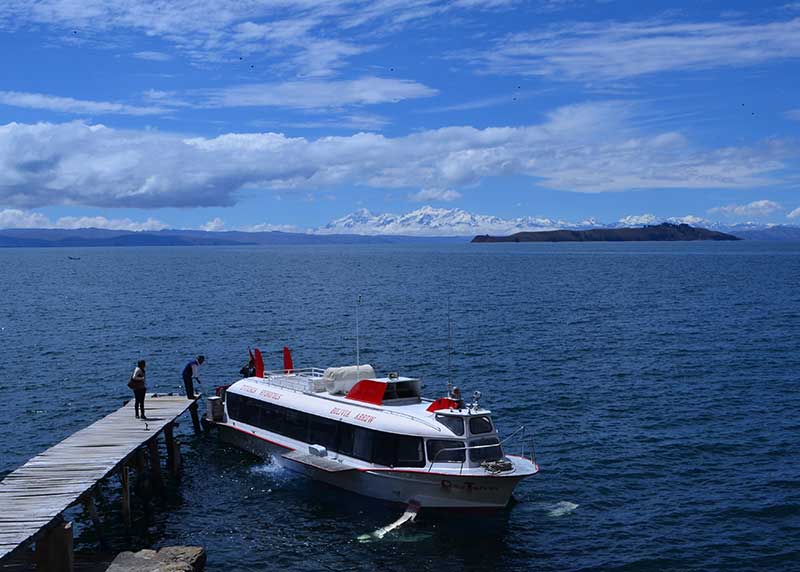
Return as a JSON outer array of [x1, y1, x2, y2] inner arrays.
[[356, 293, 362, 380], [447, 299, 453, 398]]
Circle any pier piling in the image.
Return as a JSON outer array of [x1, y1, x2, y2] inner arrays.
[[34, 519, 73, 572], [146, 439, 163, 491], [0, 395, 199, 564], [120, 465, 132, 530]]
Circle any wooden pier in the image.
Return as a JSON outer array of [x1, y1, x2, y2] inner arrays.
[[0, 394, 198, 569]]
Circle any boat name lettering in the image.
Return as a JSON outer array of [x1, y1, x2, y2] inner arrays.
[[330, 407, 351, 418], [241, 385, 257, 394], [354, 413, 375, 424], [440, 480, 499, 493], [259, 390, 281, 401]]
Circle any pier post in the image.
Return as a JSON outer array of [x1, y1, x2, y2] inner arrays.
[[172, 437, 183, 474], [165, 422, 175, 473], [34, 519, 73, 572], [135, 446, 149, 494], [147, 438, 163, 490], [189, 401, 201, 434], [120, 465, 131, 529], [83, 494, 106, 549]]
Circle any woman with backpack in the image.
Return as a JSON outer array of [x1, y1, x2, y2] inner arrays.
[[128, 360, 147, 419]]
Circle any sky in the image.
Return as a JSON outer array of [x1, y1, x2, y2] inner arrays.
[[0, 0, 799, 232]]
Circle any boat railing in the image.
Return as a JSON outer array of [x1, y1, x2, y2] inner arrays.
[[259, 368, 327, 392], [500, 425, 537, 467], [427, 425, 537, 474]]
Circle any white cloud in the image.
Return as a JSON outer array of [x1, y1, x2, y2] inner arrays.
[[0, 208, 51, 228], [409, 189, 462, 202], [0, 0, 515, 75], [133, 51, 171, 61], [240, 222, 303, 232], [708, 200, 783, 217], [0, 102, 793, 209], [55, 215, 168, 230], [0, 209, 168, 230], [203, 77, 437, 109], [667, 214, 709, 226], [200, 217, 225, 231], [618, 213, 657, 226], [0, 91, 166, 116], [788, 207, 800, 219], [786, 109, 800, 121], [473, 17, 800, 81]]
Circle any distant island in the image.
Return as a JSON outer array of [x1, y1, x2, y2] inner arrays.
[[472, 223, 740, 243]]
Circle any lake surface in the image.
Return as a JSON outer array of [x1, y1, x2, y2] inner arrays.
[[1, 242, 799, 571]]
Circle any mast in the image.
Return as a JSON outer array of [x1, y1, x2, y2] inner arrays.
[[447, 299, 452, 397], [356, 294, 362, 380]]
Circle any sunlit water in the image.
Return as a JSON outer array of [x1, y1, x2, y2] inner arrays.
[[1, 242, 799, 571]]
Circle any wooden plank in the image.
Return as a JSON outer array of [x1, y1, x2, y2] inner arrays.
[[0, 395, 197, 562]]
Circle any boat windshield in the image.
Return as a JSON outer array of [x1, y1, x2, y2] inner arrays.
[[469, 415, 494, 435], [435, 414, 465, 436], [469, 437, 503, 462]]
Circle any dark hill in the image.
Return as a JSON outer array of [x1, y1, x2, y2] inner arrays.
[[472, 223, 740, 243]]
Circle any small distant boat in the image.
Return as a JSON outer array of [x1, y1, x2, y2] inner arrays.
[[206, 351, 539, 509], [67, 256, 81, 260]]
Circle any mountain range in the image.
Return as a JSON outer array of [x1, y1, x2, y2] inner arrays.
[[318, 206, 800, 239], [1, 206, 799, 246]]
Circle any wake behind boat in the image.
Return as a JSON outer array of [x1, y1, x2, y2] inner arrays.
[[205, 352, 539, 508]]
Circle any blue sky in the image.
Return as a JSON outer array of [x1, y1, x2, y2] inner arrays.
[[0, 0, 799, 232]]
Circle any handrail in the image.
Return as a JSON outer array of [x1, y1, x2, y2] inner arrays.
[[428, 441, 502, 469], [427, 425, 537, 471]]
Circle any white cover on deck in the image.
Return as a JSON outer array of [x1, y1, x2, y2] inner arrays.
[[323, 364, 376, 394]]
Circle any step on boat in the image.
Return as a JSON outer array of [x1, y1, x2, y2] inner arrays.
[[206, 350, 539, 508]]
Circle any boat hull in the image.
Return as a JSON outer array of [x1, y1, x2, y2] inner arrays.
[[217, 423, 529, 509]]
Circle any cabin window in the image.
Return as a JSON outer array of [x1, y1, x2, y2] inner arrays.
[[395, 435, 425, 467], [352, 427, 374, 461], [469, 416, 493, 435], [372, 432, 396, 466], [372, 433, 425, 467], [258, 402, 283, 433], [469, 437, 503, 462], [308, 416, 338, 451], [226, 392, 241, 420], [282, 409, 308, 442], [435, 414, 465, 436], [383, 381, 418, 400], [426, 439, 465, 463], [336, 423, 356, 456]]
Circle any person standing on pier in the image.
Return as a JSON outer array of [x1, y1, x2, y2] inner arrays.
[[182, 355, 205, 399], [129, 360, 147, 419]]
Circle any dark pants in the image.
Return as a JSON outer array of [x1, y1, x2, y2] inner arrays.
[[183, 374, 194, 399], [133, 388, 146, 417]]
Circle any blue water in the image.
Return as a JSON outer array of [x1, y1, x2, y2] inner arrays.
[[1, 242, 799, 571]]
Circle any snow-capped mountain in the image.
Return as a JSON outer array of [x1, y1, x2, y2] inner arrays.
[[318, 206, 594, 236], [316, 206, 797, 237]]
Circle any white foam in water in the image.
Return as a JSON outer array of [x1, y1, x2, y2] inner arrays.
[[250, 460, 288, 480], [547, 501, 579, 517], [357, 504, 420, 543]]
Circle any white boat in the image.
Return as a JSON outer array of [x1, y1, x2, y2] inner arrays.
[[206, 361, 539, 509]]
